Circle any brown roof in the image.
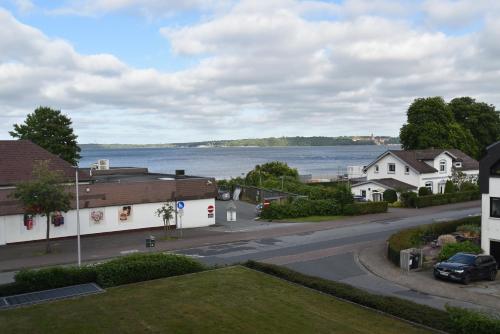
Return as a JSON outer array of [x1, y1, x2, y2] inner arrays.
[[353, 178, 417, 191], [446, 149, 479, 171], [0, 140, 89, 186], [389, 150, 437, 173], [0, 178, 217, 216], [386, 149, 478, 173]]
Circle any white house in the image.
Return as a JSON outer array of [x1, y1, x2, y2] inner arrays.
[[480, 141, 500, 264], [0, 140, 217, 245], [351, 148, 479, 201]]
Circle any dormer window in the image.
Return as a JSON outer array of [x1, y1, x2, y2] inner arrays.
[[388, 163, 396, 174], [439, 160, 446, 173], [405, 166, 410, 174], [374, 165, 379, 173], [454, 162, 462, 168]]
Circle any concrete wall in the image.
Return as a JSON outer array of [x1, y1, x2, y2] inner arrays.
[[482, 177, 500, 254], [0, 198, 215, 245]]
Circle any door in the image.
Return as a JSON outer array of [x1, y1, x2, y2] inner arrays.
[[372, 192, 382, 202], [490, 241, 500, 265]]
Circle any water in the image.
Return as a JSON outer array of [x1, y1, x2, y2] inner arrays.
[[80, 145, 397, 179]]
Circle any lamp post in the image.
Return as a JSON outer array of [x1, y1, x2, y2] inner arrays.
[[75, 167, 81, 267]]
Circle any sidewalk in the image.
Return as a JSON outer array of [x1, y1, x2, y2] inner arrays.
[[357, 241, 500, 313], [0, 200, 480, 273]]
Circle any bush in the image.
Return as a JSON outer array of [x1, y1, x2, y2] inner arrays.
[[414, 191, 480, 208], [446, 306, 500, 334], [260, 198, 339, 220], [95, 253, 205, 287], [383, 189, 397, 203], [14, 266, 97, 293], [418, 187, 432, 196], [438, 241, 482, 261], [342, 201, 388, 215], [456, 224, 481, 237], [245, 261, 452, 332], [400, 191, 417, 208], [387, 216, 481, 266], [445, 180, 457, 193], [437, 234, 457, 246]]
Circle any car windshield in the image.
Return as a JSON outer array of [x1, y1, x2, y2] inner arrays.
[[447, 254, 475, 264]]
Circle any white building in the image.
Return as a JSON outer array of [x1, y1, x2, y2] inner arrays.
[[480, 141, 500, 264], [351, 149, 479, 201], [0, 140, 217, 245]]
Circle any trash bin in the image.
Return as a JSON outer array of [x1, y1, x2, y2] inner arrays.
[[409, 252, 420, 269]]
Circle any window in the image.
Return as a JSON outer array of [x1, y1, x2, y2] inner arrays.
[[361, 190, 366, 198], [491, 197, 500, 218], [405, 166, 410, 174], [454, 162, 462, 168], [439, 160, 446, 173], [388, 163, 396, 174], [425, 181, 433, 193], [374, 165, 379, 173]]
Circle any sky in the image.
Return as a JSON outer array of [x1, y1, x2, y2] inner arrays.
[[0, 0, 499, 144]]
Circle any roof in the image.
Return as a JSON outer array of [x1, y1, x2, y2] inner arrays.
[[365, 148, 479, 174], [480, 141, 500, 194], [0, 140, 89, 186], [351, 178, 417, 191], [0, 178, 218, 216]]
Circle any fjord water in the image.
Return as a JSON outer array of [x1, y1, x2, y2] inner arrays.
[[80, 145, 395, 179]]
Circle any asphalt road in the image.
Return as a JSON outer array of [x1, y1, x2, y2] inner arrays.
[[176, 205, 484, 311]]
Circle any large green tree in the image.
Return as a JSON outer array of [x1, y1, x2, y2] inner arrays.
[[399, 97, 478, 158], [245, 161, 299, 186], [10, 162, 73, 253], [449, 97, 500, 158], [10, 107, 81, 165]]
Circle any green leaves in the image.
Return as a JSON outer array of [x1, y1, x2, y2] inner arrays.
[[10, 106, 81, 165]]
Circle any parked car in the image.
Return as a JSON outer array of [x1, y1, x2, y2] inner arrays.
[[353, 195, 368, 202], [217, 189, 231, 201], [433, 252, 498, 284]]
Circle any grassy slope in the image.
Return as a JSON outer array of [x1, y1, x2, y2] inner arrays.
[[0, 266, 431, 334], [283, 215, 344, 222]]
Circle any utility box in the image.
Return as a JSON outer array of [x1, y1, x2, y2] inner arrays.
[[400, 248, 423, 272], [227, 201, 237, 222]]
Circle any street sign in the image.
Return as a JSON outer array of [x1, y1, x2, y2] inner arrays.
[[207, 205, 214, 213], [177, 201, 185, 209], [178, 208, 184, 217]]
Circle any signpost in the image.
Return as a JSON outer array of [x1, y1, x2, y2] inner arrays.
[[177, 201, 184, 238], [208, 204, 214, 218]]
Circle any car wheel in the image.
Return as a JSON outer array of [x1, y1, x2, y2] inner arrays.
[[462, 274, 471, 285], [489, 270, 497, 281]]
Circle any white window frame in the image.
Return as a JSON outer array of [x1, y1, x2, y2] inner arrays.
[[439, 159, 446, 173], [374, 164, 379, 173], [405, 166, 410, 175], [388, 163, 396, 174], [425, 181, 433, 193], [454, 162, 462, 168]]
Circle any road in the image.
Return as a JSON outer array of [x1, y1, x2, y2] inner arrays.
[[176, 204, 484, 311]]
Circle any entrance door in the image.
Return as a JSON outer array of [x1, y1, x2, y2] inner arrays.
[[490, 241, 500, 264]]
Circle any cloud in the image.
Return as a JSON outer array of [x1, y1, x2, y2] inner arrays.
[[0, 1, 500, 144]]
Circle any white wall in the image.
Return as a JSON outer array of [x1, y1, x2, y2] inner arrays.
[[482, 178, 500, 254], [0, 216, 5, 245], [351, 182, 388, 201], [1, 198, 215, 245], [366, 154, 420, 187]]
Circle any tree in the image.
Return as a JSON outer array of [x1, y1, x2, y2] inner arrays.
[[10, 161, 73, 253], [245, 161, 299, 186], [399, 97, 478, 157], [383, 189, 397, 203], [155, 202, 175, 238], [10, 107, 81, 165], [444, 180, 457, 194], [333, 183, 354, 212], [449, 97, 500, 158]]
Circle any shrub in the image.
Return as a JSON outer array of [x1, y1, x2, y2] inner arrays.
[[413, 191, 480, 208], [387, 216, 481, 266], [95, 253, 205, 287], [245, 261, 452, 332], [438, 241, 482, 261], [445, 180, 457, 193], [400, 191, 417, 208], [383, 189, 397, 203], [342, 202, 388, 215], [14, 266, 97, 293], [457, 224, 481, 237], [418, 187, 432, 196], [260, 199, 339, 220], [446, 306, 500, 334], [437, 234, 457, 246]]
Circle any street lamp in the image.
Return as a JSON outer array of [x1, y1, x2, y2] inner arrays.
[[75, 166, 81, 267]]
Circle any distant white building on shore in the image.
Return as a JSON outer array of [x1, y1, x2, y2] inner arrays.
[[351, 148, 479, 201]]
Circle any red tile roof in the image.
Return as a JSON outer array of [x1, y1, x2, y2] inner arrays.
[[0, 140, 89, 186]]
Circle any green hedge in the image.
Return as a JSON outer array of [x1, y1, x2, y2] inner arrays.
[[387, 216, 481, 266], [244, 261, 452, 332], [446, 306, 500, 334], [342, 201, 388, 215], [260, 199, 388, 219], [0, 253, 205, 296], [95, 253, 205, 287], [438, 241, 482, 261], [413, 191, 480, 208]]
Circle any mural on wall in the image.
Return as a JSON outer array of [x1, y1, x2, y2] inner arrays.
[[119, 206, 132, 222], [90, 209, 105, 224], [23, 214, 34, 230], [51, 211, 65, 227]]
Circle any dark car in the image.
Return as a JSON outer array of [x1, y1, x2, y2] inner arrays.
[[433, 252, 497, 284]]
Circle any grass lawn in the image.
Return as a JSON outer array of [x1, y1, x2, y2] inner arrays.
[[284, 215, 344, 223], [0, 266, 432, 334]]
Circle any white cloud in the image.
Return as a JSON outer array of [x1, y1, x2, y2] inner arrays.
[[0, 1, 500, 144]]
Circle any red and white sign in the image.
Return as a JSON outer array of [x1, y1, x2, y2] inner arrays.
[[208, 205, 215, 214]]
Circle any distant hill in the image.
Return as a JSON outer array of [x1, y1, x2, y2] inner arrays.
[[81, 136, 399, 149]]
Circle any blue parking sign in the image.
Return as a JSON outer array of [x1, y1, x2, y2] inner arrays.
[[177, 201, 185, 209]]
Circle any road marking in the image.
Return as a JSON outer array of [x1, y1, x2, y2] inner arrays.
[[120, 249, 139, 255]]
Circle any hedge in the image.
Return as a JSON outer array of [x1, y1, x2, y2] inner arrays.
[[0, 253, 205, 296], [342, 201, 388, 215], [446, 306, 500, 334], [244, 260, 452, 332], [438, 241, 482, 261], [387, 216, 481, 267], [412, 191, 480, 208]]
